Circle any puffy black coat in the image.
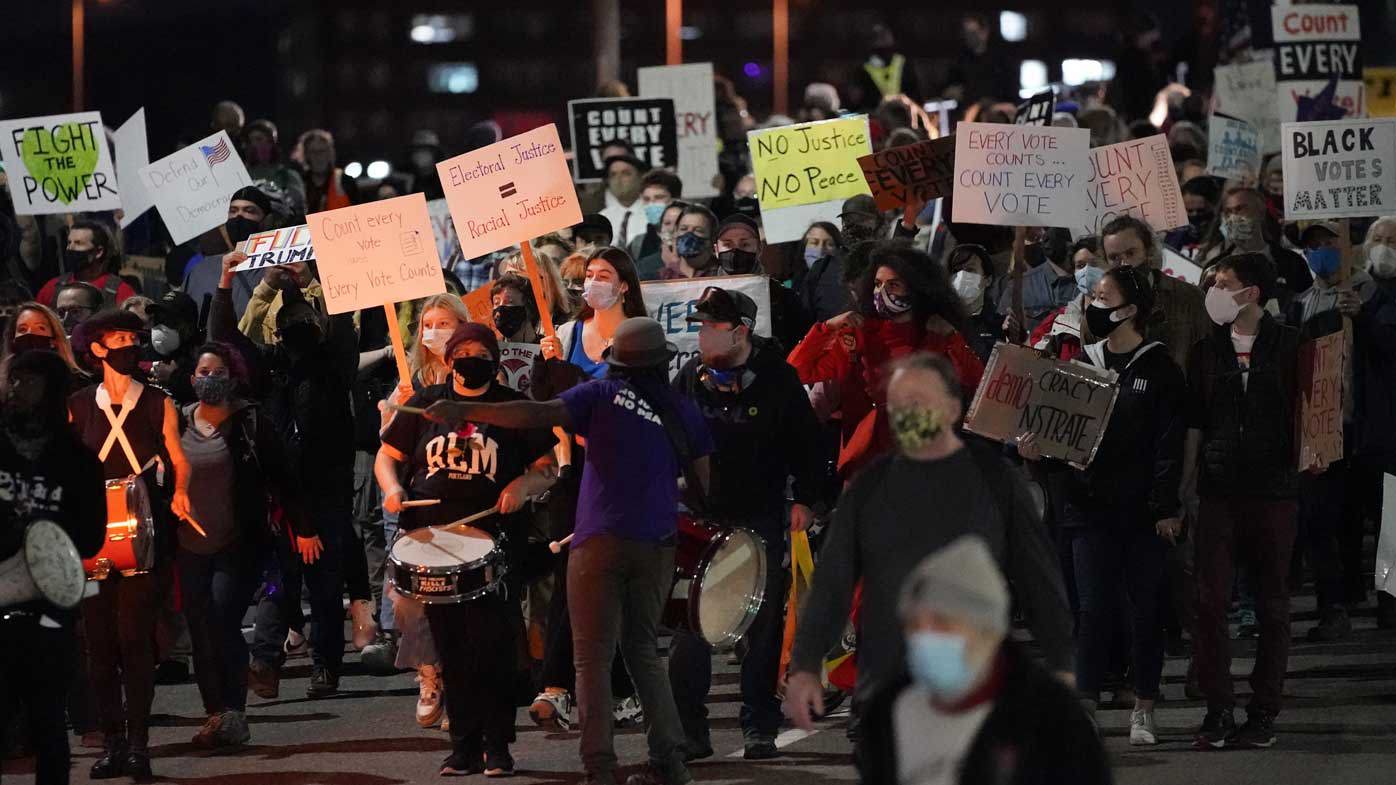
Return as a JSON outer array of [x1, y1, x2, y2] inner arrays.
[[1353, 277, 1396, 470]]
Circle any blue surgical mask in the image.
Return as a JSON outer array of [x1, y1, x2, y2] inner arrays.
[[1306, 246, 1341, 279], [803, 246, 826, 266], [643, 202, 667, 226], [675, 231, 708, 259], [1074, 265, 1105, 295], [906, 629, 976, 700]]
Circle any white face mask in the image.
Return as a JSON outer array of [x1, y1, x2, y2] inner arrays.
[[583, 279, 621, 311], [1369, 244, 1396, 278], [950, 270, 986, 310], [421, 327, 452, 358], [1205, 285, 1246, 326], [151, 325, 180, 356]]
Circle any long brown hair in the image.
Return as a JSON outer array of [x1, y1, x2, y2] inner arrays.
[[574, 246, 648, 322]]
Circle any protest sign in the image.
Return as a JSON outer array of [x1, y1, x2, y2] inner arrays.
[[1015, 89, 1055, 127], [1272, 4, 1363, 123], [1378, 474, 1396, 598], [1214, 60, 1282, 155], [0, 111, 120, 215], [436, 124, 582, 261], [461, 285, 494, 325], [139, 130, 252, 245], [857, 136, 955, 211], [309, 193, 445, 315], [1281, 118, 1396, 219], [1366, 67, 1396, 118], [567, 98, 679, 182], [1206, 114, 1262, 182], [1296, 330, 1346, 469], [638, 63, 719, 198], [426, 198, 461, 265], [749, 116, 873, 243], [498, 343, 541, 395], [641, 274, 771, 377], [951, 123, 1090, 229], [1079, 134, 1186, 237], [963, 343, 1120, 469], [1162, 246, 1204, 286], [232, 224, 314, 272], [113, 108, 154, 228]]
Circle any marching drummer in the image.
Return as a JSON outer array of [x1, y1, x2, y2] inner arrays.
[[375, 322, 557, 777]]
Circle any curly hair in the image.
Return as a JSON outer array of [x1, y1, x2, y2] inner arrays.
[[854, 241, 968, 334]]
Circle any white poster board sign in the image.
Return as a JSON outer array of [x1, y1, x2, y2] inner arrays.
[[638, 62, 719, 198], [1281, 118, 1396, 219], [0, 111, 121, 215], [1080, 134, 1186, 237], [1214, 60, 1282, 156], [951, 123, 1090, 229], [113, 108, 154, 228], [1162, 246, 1204, 286], [232, 224, 315, 272], [641, 274, 772, 377], [139, 130, 252, 245]]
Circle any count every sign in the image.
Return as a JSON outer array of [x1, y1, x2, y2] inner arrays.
[[1282, 118, 1396, 219]]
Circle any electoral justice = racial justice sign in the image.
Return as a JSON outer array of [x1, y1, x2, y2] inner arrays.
[[1281, 117, 1396, 219], [952, 123, 1091, 229], [435, 124, 582, 260], [748, 115, 873, 243], [0, 111, 121, 215], [308, 193, 445, 315], [567, 97, 679, 182], [1079, 134, 1186, 237]]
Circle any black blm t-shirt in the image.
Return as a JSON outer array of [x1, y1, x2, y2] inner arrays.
[[381, 383, 553, 531]]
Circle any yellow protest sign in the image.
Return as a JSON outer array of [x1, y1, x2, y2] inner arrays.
[[1366, 68, 1396, 117], [748, 116, 872, 211]]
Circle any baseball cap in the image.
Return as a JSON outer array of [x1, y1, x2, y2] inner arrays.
[[686, 286, 757, 329], [838, 193, 879, 220]]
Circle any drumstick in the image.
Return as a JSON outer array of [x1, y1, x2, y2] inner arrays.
[[183, 514, 208, 538], [443, 504, 501, 528], [384, 401, 429, 416], [548, 533, 575, 554], [400, 498, 441, 509]]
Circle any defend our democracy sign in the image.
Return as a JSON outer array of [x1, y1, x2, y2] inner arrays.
[[568, 97, 679, 182], [0, 111, 121, 215], [139, 130, 252, 245], [1281, 117, 1396, 219]]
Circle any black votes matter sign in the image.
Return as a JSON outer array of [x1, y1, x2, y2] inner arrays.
[[568, 97, 679, 182]]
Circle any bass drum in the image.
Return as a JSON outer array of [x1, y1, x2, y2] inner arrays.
[[84, 476, 156, 580], [664, 515, 767, 649]]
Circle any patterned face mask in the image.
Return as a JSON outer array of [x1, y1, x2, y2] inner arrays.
[[890, 405, 946, 453]]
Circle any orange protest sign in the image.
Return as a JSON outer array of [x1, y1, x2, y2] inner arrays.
[[520, 242, 556, 338], [461, 285, 494, 325], [308, 193, 446, 315]]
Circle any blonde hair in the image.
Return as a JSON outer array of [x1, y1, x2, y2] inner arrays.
[[3, 302, 83, 376], [409, 293, 470, 385]]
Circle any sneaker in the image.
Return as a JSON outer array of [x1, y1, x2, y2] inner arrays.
[[440, 751, 484, 776], [1307, 607, 1352, 642], [248, 660, 280, 700], [484, 749, 515, 777], [1231, 710, 1277, 749], [417, 665, 446, 727], [1236, 609, 1258, 639], [217, 710, 251, 746], [743, 736, 779, 760], [191, 713, 224, 748], [351, 599, 379, 650], [1129, 709, 1158, 746], [284, 628, 308, 657], [529, 689, 574, 730], [361, 632, 400, 675], [612, 695, 644, 728], [1193, 708, 1236, 750], [307, 666, 339, 698], [625, 763, 692, 785]]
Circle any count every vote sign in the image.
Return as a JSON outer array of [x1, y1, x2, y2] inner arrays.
[[952, 123, 1091, 229]]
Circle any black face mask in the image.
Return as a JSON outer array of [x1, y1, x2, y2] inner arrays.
[[492, 305, 527, 339], [717, 249, 759, 275], [453, 356, 497, 389], [1188, 210, 1214, 230], [101, 345, 142, 377], [278, 322, 322, 353], [12, 333, 55, 355], [1085, 303, 1128, 338], [226, 216, 262, 244], [64, 248, 96, 272], [1024, 243, 1047, 268]]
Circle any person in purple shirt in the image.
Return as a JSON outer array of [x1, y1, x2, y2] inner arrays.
[[424, 317, 713, 785]]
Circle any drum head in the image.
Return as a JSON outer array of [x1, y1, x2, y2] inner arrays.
[[693, 529, 766, 648], [25, 520, 86, 609], [392, 524, 495, 569]]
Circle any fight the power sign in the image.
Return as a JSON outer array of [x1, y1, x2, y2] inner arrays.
[[0, 111, 121, 215]]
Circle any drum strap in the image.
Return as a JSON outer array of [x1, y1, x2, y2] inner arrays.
[[95, 381, 151, 477]]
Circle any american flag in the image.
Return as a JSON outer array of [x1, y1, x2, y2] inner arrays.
[[200, 137, 231, 166]]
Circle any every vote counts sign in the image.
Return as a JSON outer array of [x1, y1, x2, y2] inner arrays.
[[0, 111, 121, 215], [309, 193, 445, 315], [952, 123, 1090, 229], [1282, 117, 1396, 219]]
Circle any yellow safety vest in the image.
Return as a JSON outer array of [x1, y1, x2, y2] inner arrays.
[[864, 53, 905, 98]]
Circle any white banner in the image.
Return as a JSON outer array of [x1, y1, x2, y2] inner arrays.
[[638, 62, 719, 198], [0, 111, 121, 215], [1281, 118, 1396, 219], [1214, 60, 1282, 156], [952, 123, 1091, 229], [113, 108, 154, 228], [641, 274, 772, 377], [139, 130, 252, 245]]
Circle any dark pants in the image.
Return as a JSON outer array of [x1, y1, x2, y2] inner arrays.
[[178, 541, 259, 714], [541, 548, 635, 697], [251, 492, 348, 673], [1, 614, 76, 785], [1342, 459, 1382, 603], [83, 572, 158, 750], [1073, 520, 1169, 700], [354, 450, 388, 614], [1300, 466, 1347, 610], [427, 593, 518, 756], [1193, 496, 1298, 715], [569, 535, 687, 780], [670, 534, 786, 744]]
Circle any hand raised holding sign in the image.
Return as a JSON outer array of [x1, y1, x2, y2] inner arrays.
[[220, 251, 248, 289]]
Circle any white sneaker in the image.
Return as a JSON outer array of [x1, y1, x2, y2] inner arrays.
[[529, 689, 574, 730], [283, 629, 308, 657], [1130, 708, 1158, 746], [613, 695, 644, 728], [416, 665, 445, 728]]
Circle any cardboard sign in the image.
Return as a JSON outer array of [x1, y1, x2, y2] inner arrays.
[[436, 124, 582, 261], [139, 130, 252, 245], [498, 342, 541, 395], [1162, 246, 1204, 286], [1273, 4, 1363, 123], [641, 274, 771, 377], [1296, 330, 1346, 469], [749, 116, 872, 212], [1015, 89, 1055, 127], [1366, 67, 1396, 118], [951, 123, 1090, 229], [232, 224, 315, 272], [426, 198, 461, 264], [1207, 114, 1263, 182], [567, 98, 679, 182], [461, 284, 494, 325], [964, 343, 1120, 469], [638, 63, 719, 198], [857, 136, 955, 211], [113, 108, 154, 228], [1281, 118, 1396, 219], [1214, 61, 1282, 155], [1080, 134, 1185, 236], [308, 193, 445, 315], [0, 111, 120, 215]]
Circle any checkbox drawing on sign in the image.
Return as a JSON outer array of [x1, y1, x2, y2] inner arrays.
[[400, 230, 424, 256]]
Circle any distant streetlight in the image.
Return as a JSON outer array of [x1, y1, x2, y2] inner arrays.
[[366, 161, 391, 179]]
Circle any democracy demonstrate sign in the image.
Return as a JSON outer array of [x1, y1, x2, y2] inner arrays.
[[0, 111, 120, 215], [113, 108, 154, 228], [857, 136, 955, 211], [1214, 60, 1282, 155], [749, 116, 873, 243], [638, 63, 719, 198], [642, 274, 771, 377], [436, 124, 582, 261], [567, 98, 679, 182], [232, 225, 315, 272], [1207, 114, 1262, 182], [139, 130, 252, 245], [1080, 134, 1186, 237], [1015, 89, 1055, 127], [1296, 331, 1345, 470], [426, 198, 461, 264], [1272, 4, 1363, 123], [964, 343, 1120, 469], [952, 123, 1090, 229], [1281, 118, 1396, 219], [308, 193, 445, 315]]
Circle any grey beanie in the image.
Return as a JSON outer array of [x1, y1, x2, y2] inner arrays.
[[897, 535, 1010, 636]]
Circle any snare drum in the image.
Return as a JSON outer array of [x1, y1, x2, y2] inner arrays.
[[84, 476, 156, 580], [387, 523, 506, 604], [664, 515, 767, 649]]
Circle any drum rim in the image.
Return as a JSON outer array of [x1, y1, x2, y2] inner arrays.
[[386, 565, 507, 604], [387, 524, 503, 576], [24, 519, 86, 609], [688, 526, 767, 649]]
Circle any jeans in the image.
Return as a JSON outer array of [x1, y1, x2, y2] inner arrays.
[[1193, 496, 1298, 715], [251, 490, 349, 673], [1, 614, 76, 785], [83, 572, 158, 750], [1072, 519, 1169, 700], [669, 531, 786, 744], [178, 541, 259, 714], [1299, 465, 1347, 610], [427, 593, 518, 756], [540, 547, 635, 697], [569, 534, 687, 780]]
